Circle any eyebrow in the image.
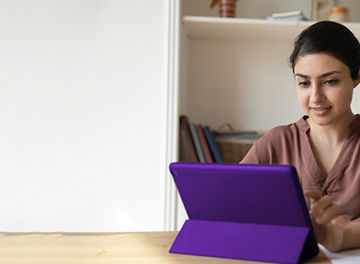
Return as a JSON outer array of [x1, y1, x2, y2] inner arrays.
[[295, 71, 342, 79]]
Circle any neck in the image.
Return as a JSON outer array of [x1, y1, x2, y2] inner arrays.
[[307, 111, 356, 146]]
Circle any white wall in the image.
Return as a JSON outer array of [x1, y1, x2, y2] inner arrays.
[[0, 0, 168, 231]]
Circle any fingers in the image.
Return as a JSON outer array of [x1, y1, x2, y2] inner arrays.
[[309, 195, 333, 219], [307, 193, 348, 226], [331, 214, 351, 228], [305, 190, 322, 201], [305, 191, 351, 252], [313, 203, 340, 224]]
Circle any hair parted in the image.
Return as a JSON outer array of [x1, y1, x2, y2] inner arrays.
[[290, 21, 360, 80]]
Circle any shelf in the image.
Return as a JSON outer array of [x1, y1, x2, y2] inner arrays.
[[183, 16, 360, 40]]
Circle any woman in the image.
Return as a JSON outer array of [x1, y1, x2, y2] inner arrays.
[[241, 21, 360, 252]]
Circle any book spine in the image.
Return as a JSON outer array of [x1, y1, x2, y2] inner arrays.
[[189, 123, 205, 163], [179, 115, 199, 162], [203, 125, 224, 163], [196, 124, 214, 163]]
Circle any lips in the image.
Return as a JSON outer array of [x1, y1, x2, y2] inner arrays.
[[310, 106, 332, 116], [310, 106, 331, 110]]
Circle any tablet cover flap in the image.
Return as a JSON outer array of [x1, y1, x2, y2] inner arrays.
[[170, 219, 310, 264], [170, 162, 311, 227]]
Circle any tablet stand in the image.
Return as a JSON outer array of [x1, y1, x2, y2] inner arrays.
[[168, 162, 319, 264], [170, 219, 317, 264]]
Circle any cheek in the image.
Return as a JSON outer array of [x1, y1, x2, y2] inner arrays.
[[296, 88, 308, 106], [337, 89, 353, 107], [330, 84, 353, 104]]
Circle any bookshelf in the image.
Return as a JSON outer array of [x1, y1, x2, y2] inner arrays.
[[183, 16, 360, 39], [174, 13, 360, 229], [183, 16, 312, 39]]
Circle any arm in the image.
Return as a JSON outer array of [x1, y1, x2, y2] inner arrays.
[[305, 191, 360, 252]]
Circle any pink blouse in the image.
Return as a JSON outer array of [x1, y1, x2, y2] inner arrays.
[[241, 115, 360, 220]]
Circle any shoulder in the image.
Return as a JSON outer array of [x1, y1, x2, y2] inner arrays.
[[257, 119, 305, 146], [241, 117, 308, 164]]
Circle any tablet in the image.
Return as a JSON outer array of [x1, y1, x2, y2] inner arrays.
[[169, 162, 319, 264]]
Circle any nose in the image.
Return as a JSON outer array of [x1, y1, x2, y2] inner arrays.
[[309, 84, 325, 103]]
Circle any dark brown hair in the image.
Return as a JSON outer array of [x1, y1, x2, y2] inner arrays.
[[290, 21, 360, 80]]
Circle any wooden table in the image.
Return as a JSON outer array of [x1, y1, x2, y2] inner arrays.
[[0, 231, 331, 263]]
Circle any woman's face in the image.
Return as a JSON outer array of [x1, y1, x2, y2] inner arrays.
[[294, 53, 360, 127]]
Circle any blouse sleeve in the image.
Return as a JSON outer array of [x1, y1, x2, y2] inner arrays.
[[240, 140, 262, 164], [239, 127, 280, 164]]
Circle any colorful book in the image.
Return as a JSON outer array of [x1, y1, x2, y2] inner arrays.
[[179, 115, 198, 162], [196, 124, 213, 163], [203, 125, 224, 163], [189, 123, 205, 163]]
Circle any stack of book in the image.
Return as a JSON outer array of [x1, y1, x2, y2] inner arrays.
[[266, 10, 308, 21], [179, 115, 262, 163], [179, 115, 223, 163]]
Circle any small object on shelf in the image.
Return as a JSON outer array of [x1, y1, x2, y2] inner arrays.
[[267, 10, 308, 21], [210, 0, 237, 18], [329, 6, 349, 22]]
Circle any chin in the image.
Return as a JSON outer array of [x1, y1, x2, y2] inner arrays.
[[308, 115, 333, 126]]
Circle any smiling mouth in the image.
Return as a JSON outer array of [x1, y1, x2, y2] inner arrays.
[[310, 106, 332, 110], [310, 106, 332, 116]]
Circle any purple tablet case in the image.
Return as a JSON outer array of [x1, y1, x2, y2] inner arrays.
[[169, 162, 319, 264]]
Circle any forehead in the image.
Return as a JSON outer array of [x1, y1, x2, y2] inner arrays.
[[294, 53, 349, 76]]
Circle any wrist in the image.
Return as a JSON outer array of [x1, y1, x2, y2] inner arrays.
[[338, 220, 359, 251]]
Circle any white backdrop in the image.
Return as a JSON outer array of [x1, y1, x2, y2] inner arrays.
[[0, 0, 168, 231]]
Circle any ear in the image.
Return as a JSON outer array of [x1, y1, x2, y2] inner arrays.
[[353, 69, 360, 88]]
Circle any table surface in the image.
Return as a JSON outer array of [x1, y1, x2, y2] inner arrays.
[[0, 231, 331, 264]]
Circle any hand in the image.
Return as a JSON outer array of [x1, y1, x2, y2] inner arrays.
[[305, 191, 351, 252]]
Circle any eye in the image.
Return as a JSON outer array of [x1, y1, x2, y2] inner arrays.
[[324, 79, 338, 85], [297, 81, 310, 87]]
